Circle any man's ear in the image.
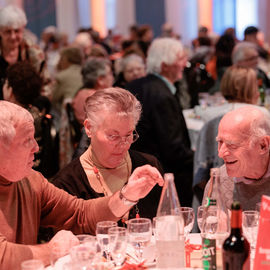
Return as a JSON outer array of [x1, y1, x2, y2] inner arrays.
[[259, 136, 270, 154], [84, 119, 92, 138]]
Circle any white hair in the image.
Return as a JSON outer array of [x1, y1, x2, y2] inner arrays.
[[0, 5, 27, 29], [232, 41, 258, 64], [121, 54, 145, 72], [146, 37, 183, 74], [84, 87, 142, 131], [0, 101, 33, 145]]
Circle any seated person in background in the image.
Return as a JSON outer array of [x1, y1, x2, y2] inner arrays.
[[195, 65, 268, 123], [232, 41, 270, 92], [53, 87, 163, 221], [114, 53, 146, 88], [3, 61, 57, 177], [51, 46, 83, 115], [202, 106, 270, 211], [72, 57, 114, 126], [0, 100, 163, 269]]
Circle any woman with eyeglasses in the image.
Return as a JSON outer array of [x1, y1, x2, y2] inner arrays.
[[52, 87, 163, 222]]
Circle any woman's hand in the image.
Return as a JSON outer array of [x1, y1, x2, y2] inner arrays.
[[121, 165, 164, 202]]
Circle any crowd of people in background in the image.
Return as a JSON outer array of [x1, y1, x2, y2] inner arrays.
[[1, 4, 270, 196]]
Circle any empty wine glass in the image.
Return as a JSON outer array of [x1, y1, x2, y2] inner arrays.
[[127, 218, 152, 262], [108, 227, 127, 266], [180, 207, 195, 237], [96, 221, 117, 261], [197, 205, 204, 232], [242, 210, 259, 261]]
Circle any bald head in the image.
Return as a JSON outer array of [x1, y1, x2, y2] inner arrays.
[[217, 106, 270, 179], [220, 106, 270, 139]]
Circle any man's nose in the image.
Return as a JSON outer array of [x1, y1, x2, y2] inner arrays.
[[32, 139, 39, 153], [218, 143, 228, 159]]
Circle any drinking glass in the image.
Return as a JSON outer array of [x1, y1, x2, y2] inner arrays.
[[108, 227, 127, 266], [96, 220, 117, 261], [21, 259, 44, 270], [242, 210, 259, 260], [180, 207, 195, 237], [127, 218, 152, 262], [197, 205, 204, 232]]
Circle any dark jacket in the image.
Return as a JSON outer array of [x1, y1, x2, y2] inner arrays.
[[125, 74, 194, 206]]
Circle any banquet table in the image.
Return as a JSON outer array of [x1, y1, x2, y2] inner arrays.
[[45, 233, 203, 270], [183, 109, 204, 151]]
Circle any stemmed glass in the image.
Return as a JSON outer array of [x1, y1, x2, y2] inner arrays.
[[180, 207, 195, 237], [96, 221, 117, 261], [127, 218, 152, 262], [108, 227, 128, 267], [197, 205, 204, 232], [242, 210, 259, 264]]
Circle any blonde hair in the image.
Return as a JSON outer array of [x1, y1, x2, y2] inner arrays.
[[221, 65, 258, 104]]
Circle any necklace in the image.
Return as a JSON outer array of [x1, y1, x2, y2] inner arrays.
[[89, 154, 140, 221]]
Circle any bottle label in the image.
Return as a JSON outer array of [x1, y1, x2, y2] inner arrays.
[[202, 237, 217, 270]]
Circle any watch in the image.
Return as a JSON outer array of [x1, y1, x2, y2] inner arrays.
[[119, 186, 138, 206]]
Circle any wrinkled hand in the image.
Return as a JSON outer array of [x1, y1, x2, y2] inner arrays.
[[49, 230, 79, 258], [122, 165, 164, 201]]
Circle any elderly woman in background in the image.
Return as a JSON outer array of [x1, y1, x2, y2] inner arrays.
[[72, 57, 114, 126], [114, 53, 146, 88], [0, 5, 51, 99], [53, 87, 163, 221]]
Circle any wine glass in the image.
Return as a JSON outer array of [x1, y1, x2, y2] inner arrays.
[[180, 207, 195, 237], [96, 221, 117, 261], [108, 227, 127, 266], [242, 210, 259, 261], [197, 205, 204, 232], [127, 218, 152, 262]]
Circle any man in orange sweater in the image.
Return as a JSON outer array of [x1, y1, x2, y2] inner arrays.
[[0, 101, 163, 269]]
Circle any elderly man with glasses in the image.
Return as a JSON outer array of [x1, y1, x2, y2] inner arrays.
[[52, 87, 163, 222]]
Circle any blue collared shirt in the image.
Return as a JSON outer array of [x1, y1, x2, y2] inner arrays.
[[152, 72, 177, 95]]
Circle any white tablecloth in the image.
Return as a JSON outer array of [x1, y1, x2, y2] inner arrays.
[[45, 233, 203, 270], [183, 109, 204, 151]]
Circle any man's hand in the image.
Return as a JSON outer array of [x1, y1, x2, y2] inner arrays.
[[49, 230, 79, 258], [121, 165, 164, 201]]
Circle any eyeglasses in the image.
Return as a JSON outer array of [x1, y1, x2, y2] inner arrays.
[[106, 130, 139, 145]]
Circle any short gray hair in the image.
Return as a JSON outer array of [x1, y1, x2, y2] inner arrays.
[[82, 57, 110, 88], [121, 54, 144, 72], [249, 109, 270, 139], [84, 87, 142, 131], [0, 101, 33, 145], [0, 5, 27, 29], [232, 42, 258, 64], [146, 37, 183, 74]]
